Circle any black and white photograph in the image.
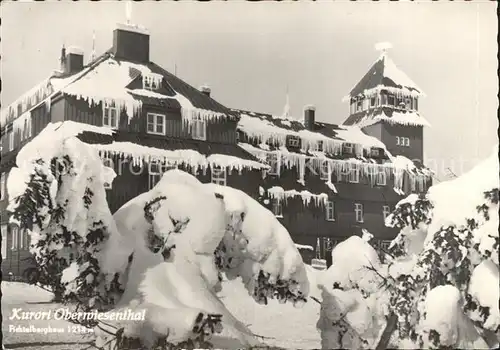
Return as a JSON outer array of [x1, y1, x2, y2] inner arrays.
[[0, 1, 498, 349]]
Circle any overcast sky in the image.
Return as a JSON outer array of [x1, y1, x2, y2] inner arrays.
[[1, 1, 498, 179]]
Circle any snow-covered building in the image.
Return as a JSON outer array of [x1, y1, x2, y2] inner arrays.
[[342, 43, 430, 164], [0, 22, 268, 276], [0, 25, 431, 275], [234, 101, 432, 265]]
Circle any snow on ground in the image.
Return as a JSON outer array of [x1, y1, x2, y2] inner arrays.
[[216, 265, 323, 349], [1, 282, 93, 350], [1, 266, 324, 350]]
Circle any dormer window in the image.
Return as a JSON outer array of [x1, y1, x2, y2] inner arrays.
[[343, 143, 354, 154], [371, 148, 380, 157], [103, 102, 119, 129], [356, 100, 363, 112], [143, 73, 163, 91], [192, 116, 207, 141], [287, 136, 300, 148]]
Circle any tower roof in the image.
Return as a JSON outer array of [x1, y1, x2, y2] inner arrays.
[[345, 50, 424, 100]]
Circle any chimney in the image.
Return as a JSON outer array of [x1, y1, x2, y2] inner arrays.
[[65, 46, 84, 74], [304, 105, 316, 131], [113, 23, 150, 63], [200, 85, 211, 97]]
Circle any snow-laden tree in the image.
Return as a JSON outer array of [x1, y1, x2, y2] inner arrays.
[[317, 147, 499, 349], [7, 121, 309, 349]]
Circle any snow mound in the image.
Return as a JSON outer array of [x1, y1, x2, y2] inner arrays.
[[317, 236, 390, 349], [109, 170, 309, 347]]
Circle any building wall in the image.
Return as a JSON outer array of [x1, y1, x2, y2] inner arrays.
[[380, 123, 424, 163], [59, 96, 238, 144], [361, 123, 383, 141]]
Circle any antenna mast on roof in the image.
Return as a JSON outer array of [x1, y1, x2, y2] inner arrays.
[[125, 0, 132, 24], [282, 84, 290, 119], [375, 42, 393, 58], [91, 30, 96, 62]]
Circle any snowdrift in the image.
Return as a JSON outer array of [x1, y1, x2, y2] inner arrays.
[[7, 122, 309, 349]]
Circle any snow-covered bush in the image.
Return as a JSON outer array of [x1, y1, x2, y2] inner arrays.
[[7, 122, 309, 349], [318, 147, 499, 349], [316, 235, 391, 349]]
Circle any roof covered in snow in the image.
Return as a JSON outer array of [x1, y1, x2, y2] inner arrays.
[[233, 108, 391, 166], [77, 128, 267, 171], [347, 52, 424, 99], [342, 107, 431, 128], [1, 50, 235, 130]]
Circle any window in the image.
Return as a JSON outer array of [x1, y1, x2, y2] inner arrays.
[[147, 113, 166, 135], [377, 170, 386, 186], [148, 162, 162, 190], [382, 205, 391, 221], [349, 165, 359, 183], [272, 199, 283, 218], [102, 102, 119, 129], [211, 167, 227, 186], [356, 100, 363, 111], [287, 136, 300, 148], [22, 229, 29, 250], [143, 73, 162, 91], [9, 131, 14, 151], [320, 161, 330, 180], [414, 98, 418, 110], [1, 225, 7, 259], [379, 240, 392, 251], [397, 137, 410, 147], [267, 153, 280, 176], [381, 94, 388, 105], [325, 201, 335, 221], [387, 95, 395, 106], [371, 148, 380, 157], [0, 172, 5, 200], [354, 203, 364, 223], [370, 97, 376, 107], [19, 229, 26, 250], [405, 97, 412, 110], [192, 117, 207, 141], [316, 140, 324, 152], [11, 226, 19, 250], [343, 143, 354, 154]]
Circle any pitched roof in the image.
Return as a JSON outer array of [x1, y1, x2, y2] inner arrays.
[[233, 108, 389, 158], [347, 54, 424, 99], [342, 107, 431, 128], [1, 51, 235, 132]]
